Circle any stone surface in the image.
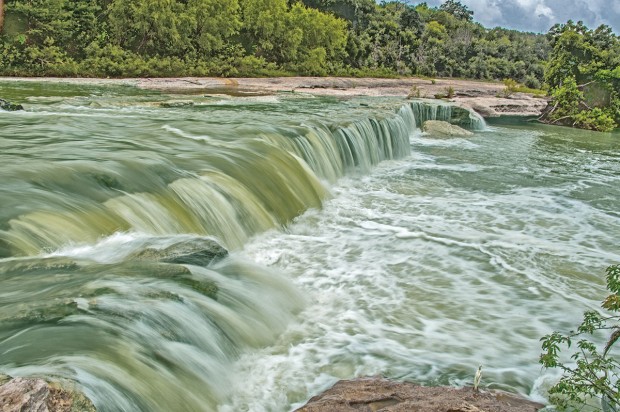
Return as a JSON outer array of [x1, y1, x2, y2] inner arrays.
[[133, 238, 228, 266], [160, 100, 195, 108], [453, 95, 549, 117], [423, 120, 474, 137], [0, 98, 24, 111], [296, 377, 545, 412], [0, 377, 95, 412], [0, 77, 549, 117]]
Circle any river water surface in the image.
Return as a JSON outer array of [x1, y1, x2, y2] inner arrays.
[[0, 82, 619, 411]]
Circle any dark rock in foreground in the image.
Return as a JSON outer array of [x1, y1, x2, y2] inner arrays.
[[0, 376, 96, 412], [0, 98, 24, 111], [296, 377, 545, 412]]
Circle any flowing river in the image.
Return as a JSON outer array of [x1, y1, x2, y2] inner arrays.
[[0, 82, 619, 411]]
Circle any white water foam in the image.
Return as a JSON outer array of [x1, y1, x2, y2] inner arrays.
[[218, 127, 620, 411]]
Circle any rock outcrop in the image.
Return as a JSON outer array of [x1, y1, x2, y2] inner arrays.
[[296, 377, 545, 412], [454, 94, 549, 117], [0, 98, 24, 111], [0, 376, 96, 412], [132, 238, 228, 266], [423, 120, 474, 137]]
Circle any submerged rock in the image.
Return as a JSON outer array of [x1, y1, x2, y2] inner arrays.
[[423, 120, 474, 137], [0, 98, 24, 111], [1, 257, 79, 276], [296, 377, 545, 412], [133, 238, 228, 267], [0, 377, 96, 412], [160, 100, 195, 108]]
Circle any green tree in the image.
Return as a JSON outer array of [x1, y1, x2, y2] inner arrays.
[[541, 265, 620, 411], [0, 0, 5, 33], [287, 2, 347, 74], [107, 0, 187, 56], [239, 0, 294, 62], [439, 0, 473, 22], [184, 0, 241, 56], [542, 21, 619, 132]]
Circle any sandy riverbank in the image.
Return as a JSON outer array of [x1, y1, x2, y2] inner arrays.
[[0, 76, 548, 117]]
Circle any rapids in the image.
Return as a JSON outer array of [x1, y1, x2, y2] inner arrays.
[[0, 82, 618, 411]]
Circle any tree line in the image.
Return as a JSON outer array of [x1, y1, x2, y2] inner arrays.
[[0, 0, 548, 84], [1, 0, 618, 131]]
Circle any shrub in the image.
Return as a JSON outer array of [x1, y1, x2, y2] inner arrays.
[[524, 74, 542, 90], [541, 265, 620, 411]]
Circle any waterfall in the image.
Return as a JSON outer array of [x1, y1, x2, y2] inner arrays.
[[0, 95, 487, 411], [1, 101, 439, 256], [408, 100, 487, 130], [0, 100, 484, 256]]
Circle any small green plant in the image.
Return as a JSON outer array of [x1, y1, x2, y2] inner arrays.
[[501, 78, 547, 98], [446, 86, 455, 98], [501, 78, 519, 97], [407, 84, 421, 99], [540, 265, 620, 411]]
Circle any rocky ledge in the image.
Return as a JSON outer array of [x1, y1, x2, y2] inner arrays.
[[0, 77, 549, 117], [0, 375, 96, 412], [295, 377, 545, 412]]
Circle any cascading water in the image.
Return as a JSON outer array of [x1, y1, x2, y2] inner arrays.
[[409, 100, 486, 130], [3, 83, 616, 412], [0, 86, 470, 411]]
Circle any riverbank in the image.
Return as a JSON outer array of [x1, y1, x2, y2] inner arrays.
[[296, 377, 545, 411], [0, 76, 548, 117]]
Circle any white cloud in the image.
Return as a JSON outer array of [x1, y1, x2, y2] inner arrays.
[[422, 0, 620, 33], [534, 3, 554, 20]]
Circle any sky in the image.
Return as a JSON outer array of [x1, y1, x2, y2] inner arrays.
[[421, 0, 620, 33]]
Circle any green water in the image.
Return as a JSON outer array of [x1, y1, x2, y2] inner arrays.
[[0, 81, 618, 411]]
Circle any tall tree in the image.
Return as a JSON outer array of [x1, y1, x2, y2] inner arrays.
[[239, 0, 297, 62], [107, 0, 187, 56], [542, 20, 620, 131], [0, 0, 4, 33], [185, 0, 241, 56], [439, 0, 473, 22]]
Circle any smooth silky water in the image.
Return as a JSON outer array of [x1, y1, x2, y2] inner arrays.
[[0, 82, 618, 411]]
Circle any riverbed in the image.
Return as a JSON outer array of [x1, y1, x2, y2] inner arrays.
[[0, 82, 618, 411]]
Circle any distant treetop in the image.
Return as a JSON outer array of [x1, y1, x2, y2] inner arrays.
[[439, 0, 474, 22]]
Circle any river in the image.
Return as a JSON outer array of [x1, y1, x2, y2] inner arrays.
[[0, 82, 619, 411]]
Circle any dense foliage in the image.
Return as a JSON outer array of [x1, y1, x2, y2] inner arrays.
[[541, 21, 620, 132], [0, 0, 548, 82], [541, 265, 620, 411]]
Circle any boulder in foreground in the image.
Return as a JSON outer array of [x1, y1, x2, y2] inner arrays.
[[423, 120, 474, 137], [0, 376, 96, 412], [295, 376, 545, 412]]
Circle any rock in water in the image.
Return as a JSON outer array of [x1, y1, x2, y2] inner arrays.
[[0, 377, 96, 412], [295, 377, 545, 412], [160, 100, 195, 108], [423, 120, 474, 137], [132, 238, 228, 266], [0, 98, 24, 111]]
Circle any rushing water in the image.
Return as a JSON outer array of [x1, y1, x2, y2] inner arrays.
[[0, 82, 619, 411]]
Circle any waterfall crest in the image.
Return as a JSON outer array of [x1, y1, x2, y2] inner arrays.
[[0, 100, 484, 256], [0, 93, 487, 412]]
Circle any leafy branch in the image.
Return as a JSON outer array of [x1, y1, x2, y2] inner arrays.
[[540, 265, 620, 411]]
